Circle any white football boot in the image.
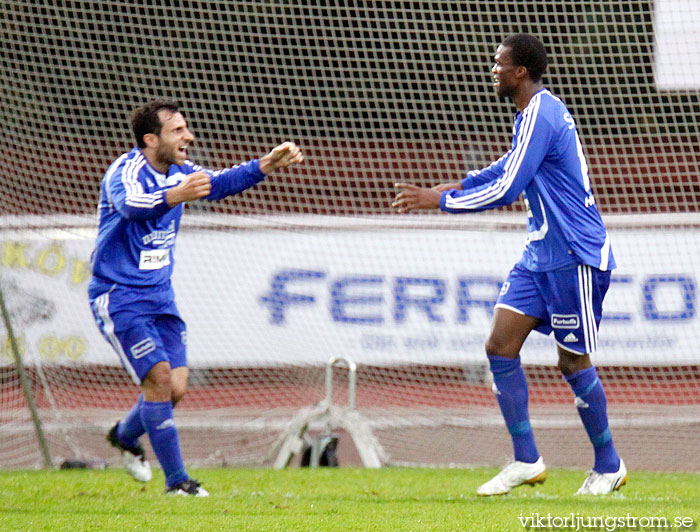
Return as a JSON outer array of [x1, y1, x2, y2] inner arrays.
[[107, 422, 153, 482], [477, 456, 547, 496], [166, 479, 210, 497], [575, 458, 627, 495]]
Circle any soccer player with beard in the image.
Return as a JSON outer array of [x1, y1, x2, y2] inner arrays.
[[392, 34, 625, 496], [89, 99, 303, 496]]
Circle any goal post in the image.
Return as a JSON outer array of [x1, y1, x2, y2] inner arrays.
[[1, 0, 699, 471]]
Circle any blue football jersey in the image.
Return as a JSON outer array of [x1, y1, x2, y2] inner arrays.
[[89, 147, 265, 288], [440, 89, 615, 272]]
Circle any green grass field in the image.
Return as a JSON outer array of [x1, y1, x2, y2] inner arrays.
[[1, 467, 698, 532]]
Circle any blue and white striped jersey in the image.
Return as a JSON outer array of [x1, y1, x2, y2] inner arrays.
[[89, 147, 265, 289], [440, 88, 615, 272]]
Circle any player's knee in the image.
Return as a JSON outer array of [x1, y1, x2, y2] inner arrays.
[[143, 362, 173, 399], [557, 358, 574, 375], [151, 369, 172, 390], [484, 337, 500, 357], [171, 386, 187, 405], [484, 336, 517, 358], [170, 367, 189, 405], [557, 351, 590, 376]]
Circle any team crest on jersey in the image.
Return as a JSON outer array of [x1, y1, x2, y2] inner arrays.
[[130, 338, 156, 359], [499, 282, 510, 296], [551, 314, 580, 329]]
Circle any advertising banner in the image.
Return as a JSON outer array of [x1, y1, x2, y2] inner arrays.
[[654, 0, 700, 90], [1, 223, 697, 367]]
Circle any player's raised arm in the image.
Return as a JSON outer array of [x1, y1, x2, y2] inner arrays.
[[191, 142, 304, 202], [259, 141, 304, 175]]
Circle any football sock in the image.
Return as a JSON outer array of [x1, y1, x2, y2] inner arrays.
[[118, 392, 183, 449], [565, 366, 620, 473], [141, 400, 188, 487], [117, 393, 145, 448], [488, 355, 539, 464]]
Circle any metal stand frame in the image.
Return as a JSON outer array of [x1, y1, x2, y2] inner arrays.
[[0, 283, 52, 468], [272, 356, 386, 468]]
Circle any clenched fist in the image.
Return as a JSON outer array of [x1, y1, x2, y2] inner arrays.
[[166, 171, 212, 206], [259, 142, 304, 175]]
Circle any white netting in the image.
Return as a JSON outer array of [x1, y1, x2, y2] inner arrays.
[[1, 1, 699, 471]]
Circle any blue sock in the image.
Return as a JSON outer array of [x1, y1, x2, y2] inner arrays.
[[117, 394, 145, 448], [565, 366, 620, 473], [140, 400, 189, 488], [488, 355, 539, 463], [118, 393, 181, 447]]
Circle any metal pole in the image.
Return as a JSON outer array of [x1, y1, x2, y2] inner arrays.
[[0, 284, 52, 467], [325, 356, 357, 409]]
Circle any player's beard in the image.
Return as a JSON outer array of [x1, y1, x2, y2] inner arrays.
[[154, 143, 182, 169], [495, 82, 515, 100]]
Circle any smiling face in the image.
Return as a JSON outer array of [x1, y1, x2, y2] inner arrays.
[[151, 110, 194, 170], [491, 45, 521, 99]]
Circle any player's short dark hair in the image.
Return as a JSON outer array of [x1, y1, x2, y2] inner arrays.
[[502, 34, 548, 83], [130, 99, 180, 149]]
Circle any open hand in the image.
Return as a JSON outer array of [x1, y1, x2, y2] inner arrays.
[[392, 183, 442, 213]]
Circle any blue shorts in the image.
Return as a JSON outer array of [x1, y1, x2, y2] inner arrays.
[[89, 280, 187, 385], [495, 263, 611, 355]]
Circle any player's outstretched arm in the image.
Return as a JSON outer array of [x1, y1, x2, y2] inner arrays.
[[392, 183, 442, 213], [431, 181, 463, 193], [259, 142, 304, 175], [166, 171, 212, 207]]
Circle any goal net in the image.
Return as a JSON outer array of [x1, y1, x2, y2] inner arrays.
[[2, 0, 699, 472]]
